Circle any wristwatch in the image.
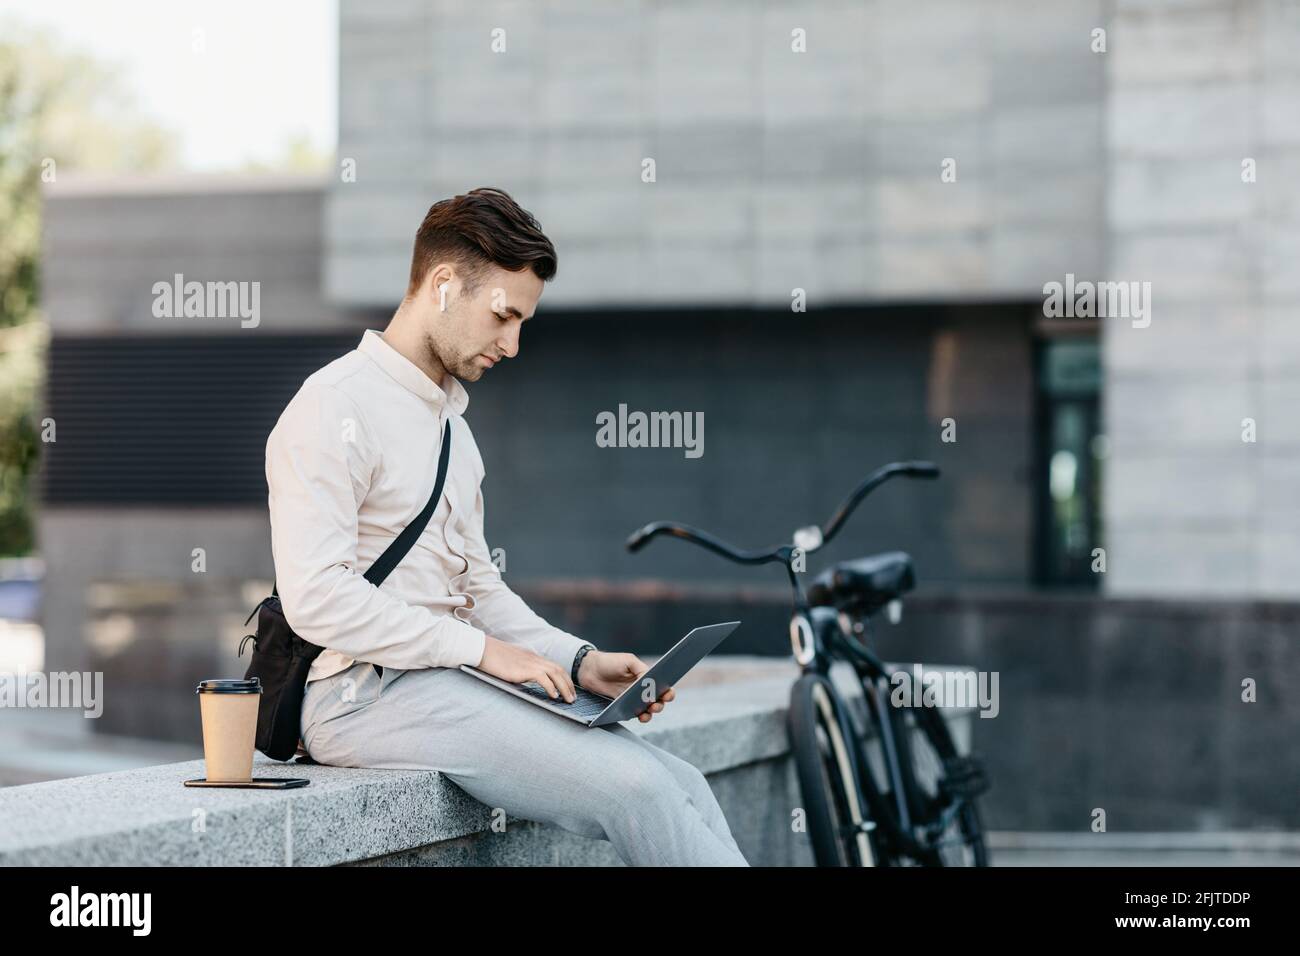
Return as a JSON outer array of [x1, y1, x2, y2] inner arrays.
[[571, 643, 596, 688]]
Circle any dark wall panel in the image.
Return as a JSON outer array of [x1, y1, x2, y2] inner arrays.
[[471, 304, 1037, 588], [44, 302, 1037, 586], [44, 334, 358, 505]]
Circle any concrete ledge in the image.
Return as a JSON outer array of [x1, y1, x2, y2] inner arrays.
[[0, 661, 974, 866]]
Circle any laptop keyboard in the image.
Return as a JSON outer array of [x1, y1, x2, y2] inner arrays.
[[518, 681, 614, 719]]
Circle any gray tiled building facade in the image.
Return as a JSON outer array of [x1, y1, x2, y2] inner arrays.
[[1104, 0, 1300, 596], [328, 0, 1108, 307]]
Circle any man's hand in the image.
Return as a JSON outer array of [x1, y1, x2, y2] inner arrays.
[[478, 636, 576, 703], [578, 650, 676, 723]]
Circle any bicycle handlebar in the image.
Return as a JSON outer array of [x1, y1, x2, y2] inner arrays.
[[819, 460, 939, 546], [625, 522, 786, 565], [624, 460, 940, 566]]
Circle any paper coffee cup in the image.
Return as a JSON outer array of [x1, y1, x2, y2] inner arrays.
[[195, 678, 261, 782]]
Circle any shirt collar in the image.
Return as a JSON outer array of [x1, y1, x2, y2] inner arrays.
[[357, 329, 469, 415]]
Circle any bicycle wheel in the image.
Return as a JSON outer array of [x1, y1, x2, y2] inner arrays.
[[787, 672, 879, 866], [895, 703, 990, 866]]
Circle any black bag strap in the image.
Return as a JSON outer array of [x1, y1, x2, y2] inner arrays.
[[263, 418, 452, 608], [361, 417, 452, 585]]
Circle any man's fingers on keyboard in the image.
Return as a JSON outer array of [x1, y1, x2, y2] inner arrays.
[[535, 671, 559, 699], [551, 664, 575, 702]]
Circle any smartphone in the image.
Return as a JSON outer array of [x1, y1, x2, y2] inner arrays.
[[183, 777, 310, 789]]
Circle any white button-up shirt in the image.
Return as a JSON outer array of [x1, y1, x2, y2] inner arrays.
[[265, 328, 591, 685]]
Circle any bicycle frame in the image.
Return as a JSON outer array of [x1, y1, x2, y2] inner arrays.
[[836, 608, 988, 862], [626, 459, 949, 864]]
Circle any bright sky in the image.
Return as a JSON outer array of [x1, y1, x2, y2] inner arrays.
[[0, 0, 337, 171]]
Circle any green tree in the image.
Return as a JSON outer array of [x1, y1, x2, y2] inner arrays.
[[0, 23, 178, 556]]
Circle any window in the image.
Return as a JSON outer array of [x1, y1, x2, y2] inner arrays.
[[1034, 337, 1104, 588]]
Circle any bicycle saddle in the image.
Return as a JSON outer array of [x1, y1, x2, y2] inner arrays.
[[807, 551, 915, 614]]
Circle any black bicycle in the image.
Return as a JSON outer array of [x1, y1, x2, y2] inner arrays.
[[627, 461, 990, 867]]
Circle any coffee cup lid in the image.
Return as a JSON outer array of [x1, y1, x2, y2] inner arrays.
[[196, 678, 262, 694]]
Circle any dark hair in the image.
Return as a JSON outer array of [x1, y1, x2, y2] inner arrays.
[[406, 187, 557, 299]]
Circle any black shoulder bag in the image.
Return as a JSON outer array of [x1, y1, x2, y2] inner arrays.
[[238, 419, 452, 761]]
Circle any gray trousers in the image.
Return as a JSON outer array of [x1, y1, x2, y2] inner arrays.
[[299, 660, 749, 866]]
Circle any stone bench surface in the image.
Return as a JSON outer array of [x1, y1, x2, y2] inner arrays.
[[0, 660, 975, 866]]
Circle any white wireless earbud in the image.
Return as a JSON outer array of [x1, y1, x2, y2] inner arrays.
[[439, 283, 449, 312]]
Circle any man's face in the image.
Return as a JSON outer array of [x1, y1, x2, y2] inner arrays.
[[424, 263, 542, 382]]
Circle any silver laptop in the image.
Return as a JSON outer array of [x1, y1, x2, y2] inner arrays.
[[458, 621, 740, 727]]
